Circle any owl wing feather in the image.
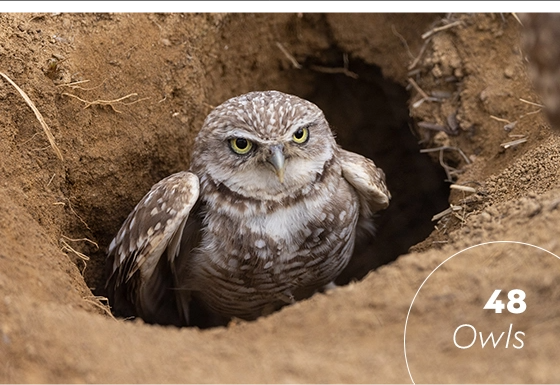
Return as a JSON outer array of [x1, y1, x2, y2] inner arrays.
[[339, 149, 391, 229], [106, 171, 200, 325]]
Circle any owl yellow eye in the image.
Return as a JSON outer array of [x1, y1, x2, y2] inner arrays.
[[229, 137, 253, 154], [292, 126, 309, 144]]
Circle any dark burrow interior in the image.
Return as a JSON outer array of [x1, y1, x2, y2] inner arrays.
[[91, 50, 450, 328], [297, 54, 450, 286]]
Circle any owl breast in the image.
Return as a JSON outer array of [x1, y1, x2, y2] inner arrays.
[[186, 162, 360, 320]]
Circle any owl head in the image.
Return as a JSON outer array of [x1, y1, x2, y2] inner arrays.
[[190, 91, 338, 200]]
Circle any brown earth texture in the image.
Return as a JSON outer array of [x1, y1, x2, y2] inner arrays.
[[1, 12, 560, 383]]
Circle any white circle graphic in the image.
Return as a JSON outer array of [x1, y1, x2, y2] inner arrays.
[[403, 241, 560, 384]]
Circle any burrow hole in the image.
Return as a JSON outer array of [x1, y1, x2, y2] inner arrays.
[[95, 49, 450, 328], [295, 51, 450, 286]]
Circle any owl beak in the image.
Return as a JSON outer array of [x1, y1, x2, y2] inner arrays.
[[268, 145, 286, 183]]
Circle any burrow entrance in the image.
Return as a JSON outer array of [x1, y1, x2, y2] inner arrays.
[[91, 49, 450, 328], [295, 53, 450, 285]]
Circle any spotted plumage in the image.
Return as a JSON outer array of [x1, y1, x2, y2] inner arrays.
[[106, 90, 390, 326]]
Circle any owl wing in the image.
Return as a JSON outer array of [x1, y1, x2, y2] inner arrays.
[[339, 149, 391, 231], [106, 171, 200, 326]]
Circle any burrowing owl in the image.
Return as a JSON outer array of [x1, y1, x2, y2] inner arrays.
[[106, 90, 390, 326]]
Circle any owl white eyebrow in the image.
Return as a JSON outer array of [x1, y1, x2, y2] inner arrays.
[[226, 130, 261, 142], [226, 131, 284, 146], [286, 122, 315, 137], [292, 122, 315, 132], [226, 121, 316, 143]]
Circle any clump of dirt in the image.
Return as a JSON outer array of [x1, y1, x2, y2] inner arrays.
[[1, 13, 560, 383]]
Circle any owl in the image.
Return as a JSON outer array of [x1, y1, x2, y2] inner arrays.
[[106, 90, 390, 327]]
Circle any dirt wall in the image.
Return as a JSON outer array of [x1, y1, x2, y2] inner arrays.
[[1, 13, 559, 383]]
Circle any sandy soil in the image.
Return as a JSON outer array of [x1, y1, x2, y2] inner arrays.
[[1, 13, 559, 383]]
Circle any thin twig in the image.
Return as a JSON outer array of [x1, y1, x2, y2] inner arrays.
[[60, 238, 90, 261], [61, 234, 99, 250], [489, 115, 511, 124], [408, 77, 430, 100], [408, 38, 431, 70], [391, 25, 414, 60], [501, 137, 528, 149], [519, 109, 542, 119], [0, 71, 63, 160], [422, 20, 463, 40], [511, 13, 523, 26], [62, 92, 148, 113], [57, 79, 110, 91], [309, 65, 359, 79], [83, 295, 118, 320], [275, 42, 302, 69], [20, 131, 42, 146], [439, 148, 456, 181], [46, 173, 56, 187], [412, 96, 441, 109], [432, 205, 463, 221], [420, 145, 472, 164], [56, 79, 91, 89], [450, 184, 477, 193], [409, 77, 442, 108], [57, 197, 92, 231], [310, 54, 359, 79], [422, 146, 466, 183], [490, 115, 518, 131], [519, 98, 545, 108]]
